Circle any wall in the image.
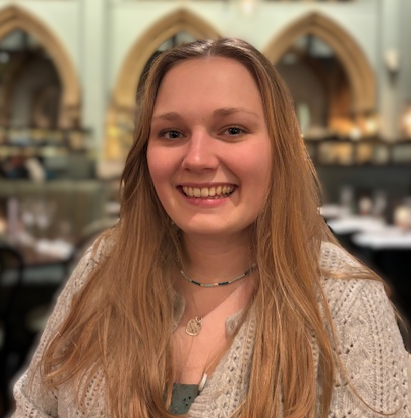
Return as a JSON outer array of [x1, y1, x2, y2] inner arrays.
[[0, 0, 410, 164], [0, 0, 81, 71], [398, 0, 411, 114]]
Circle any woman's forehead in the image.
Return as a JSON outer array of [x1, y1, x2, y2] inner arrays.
[[152, 57, 264, 117]]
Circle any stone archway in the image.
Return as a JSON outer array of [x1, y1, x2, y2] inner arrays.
[[113, 8, 220, 111], [263, 12, 375, 115], [0, 6, 81, 127], [104, 9, 220, 162]]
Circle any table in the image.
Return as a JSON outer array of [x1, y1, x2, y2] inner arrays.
[[326, 215, 387, 235], [352, 227, 411, 250]]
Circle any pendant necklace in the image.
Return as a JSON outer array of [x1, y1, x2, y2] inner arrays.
[[181, 264, 255, 336]]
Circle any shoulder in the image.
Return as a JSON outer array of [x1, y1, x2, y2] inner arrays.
[[318, 242, 398, 353], [66, 234, 113, 293], [40, 234, 113, 332], [318, 243, 411, 417], [318, 241, 392, 323], [319, 241, 362, 273]]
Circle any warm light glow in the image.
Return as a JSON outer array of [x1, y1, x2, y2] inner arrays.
[[240, 0, 257, 16], [349, 126, 362, 141], [364, 114, 379, 136], [400, 104, 411, 138]]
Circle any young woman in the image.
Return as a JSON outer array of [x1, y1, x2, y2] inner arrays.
[[12, 38, 410, 418]]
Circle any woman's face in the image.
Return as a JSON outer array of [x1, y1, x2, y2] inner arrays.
[[147, 57, 272, 239]]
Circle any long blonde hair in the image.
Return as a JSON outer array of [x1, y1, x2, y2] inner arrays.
[[40, 38, 377, 417]]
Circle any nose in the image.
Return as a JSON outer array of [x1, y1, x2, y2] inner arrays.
[[181, 129, 218, 172]]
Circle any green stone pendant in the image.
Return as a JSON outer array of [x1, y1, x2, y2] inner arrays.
[[169, 383, 199, 415]]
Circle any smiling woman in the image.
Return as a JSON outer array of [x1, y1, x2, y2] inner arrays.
[[11, 38, 411, 418], [147, 57, 271, 237]]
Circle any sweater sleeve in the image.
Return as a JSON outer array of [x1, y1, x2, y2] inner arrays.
[[324, 277, 411, 418], [10, 244, 98, 418]]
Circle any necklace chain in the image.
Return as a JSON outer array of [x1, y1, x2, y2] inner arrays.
[[181, 264, 256, 336], [180, 264, 255, 288], [185, 287, 237, 336]]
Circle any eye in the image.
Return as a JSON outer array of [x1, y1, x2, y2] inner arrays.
[[160, 129, 183, 140], [223, 126, 247, 137], [228, 127, 242, 135]]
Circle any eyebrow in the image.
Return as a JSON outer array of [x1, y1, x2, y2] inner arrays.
[[151, 112, 182, 122], [213, 107, 259, 119], [151, 107, 259, 122]]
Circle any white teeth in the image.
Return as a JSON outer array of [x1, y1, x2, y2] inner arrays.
[[182, 185, 234, 198]]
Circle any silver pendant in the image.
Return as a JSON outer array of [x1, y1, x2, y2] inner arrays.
[[185, 316, 202, 336]]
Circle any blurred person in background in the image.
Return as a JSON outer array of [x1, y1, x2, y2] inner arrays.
[[11, 38, 411, 418]]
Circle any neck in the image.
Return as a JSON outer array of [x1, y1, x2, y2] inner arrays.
[[179, 231, 253, 285], [174, 231, 256, 334]]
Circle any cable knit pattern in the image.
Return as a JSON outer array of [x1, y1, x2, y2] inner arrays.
[[11, 241, 411, 417]]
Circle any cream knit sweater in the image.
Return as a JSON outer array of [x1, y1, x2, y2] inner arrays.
[[11, 241, 411, 417]]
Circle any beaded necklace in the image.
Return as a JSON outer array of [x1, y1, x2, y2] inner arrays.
[[180, 264, 255, 288]]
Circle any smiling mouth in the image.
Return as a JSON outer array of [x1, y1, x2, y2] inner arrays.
[[181, 185, 235, 199]]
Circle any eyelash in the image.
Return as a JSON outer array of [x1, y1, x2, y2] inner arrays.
[[156, 125, 248, 141], [223, 126, 247, 136], [158, 129, 183, 140]]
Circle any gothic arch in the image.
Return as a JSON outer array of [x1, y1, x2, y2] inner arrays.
[[105, 9, 220, 161], [0, 6, 81, 127], [112, 8, 221, 110], [263, 12, 375, 114]]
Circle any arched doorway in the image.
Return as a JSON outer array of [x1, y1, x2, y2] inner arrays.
[[0, 29, 61, 129], [263, 12, 376, 138], [0, 6, 81, 128], [105, 9, 220, 162]]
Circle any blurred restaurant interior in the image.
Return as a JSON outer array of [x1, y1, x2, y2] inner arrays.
[[1, 0, 411, 414]]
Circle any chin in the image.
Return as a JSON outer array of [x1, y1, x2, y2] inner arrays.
[[178, 223, 252, 239]]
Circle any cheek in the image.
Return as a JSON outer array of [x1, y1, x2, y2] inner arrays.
[[240, 148, 272, 209], [146, 154, 170, 213], [146, 146, 168, 188], [240, 148, 272, 185]]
